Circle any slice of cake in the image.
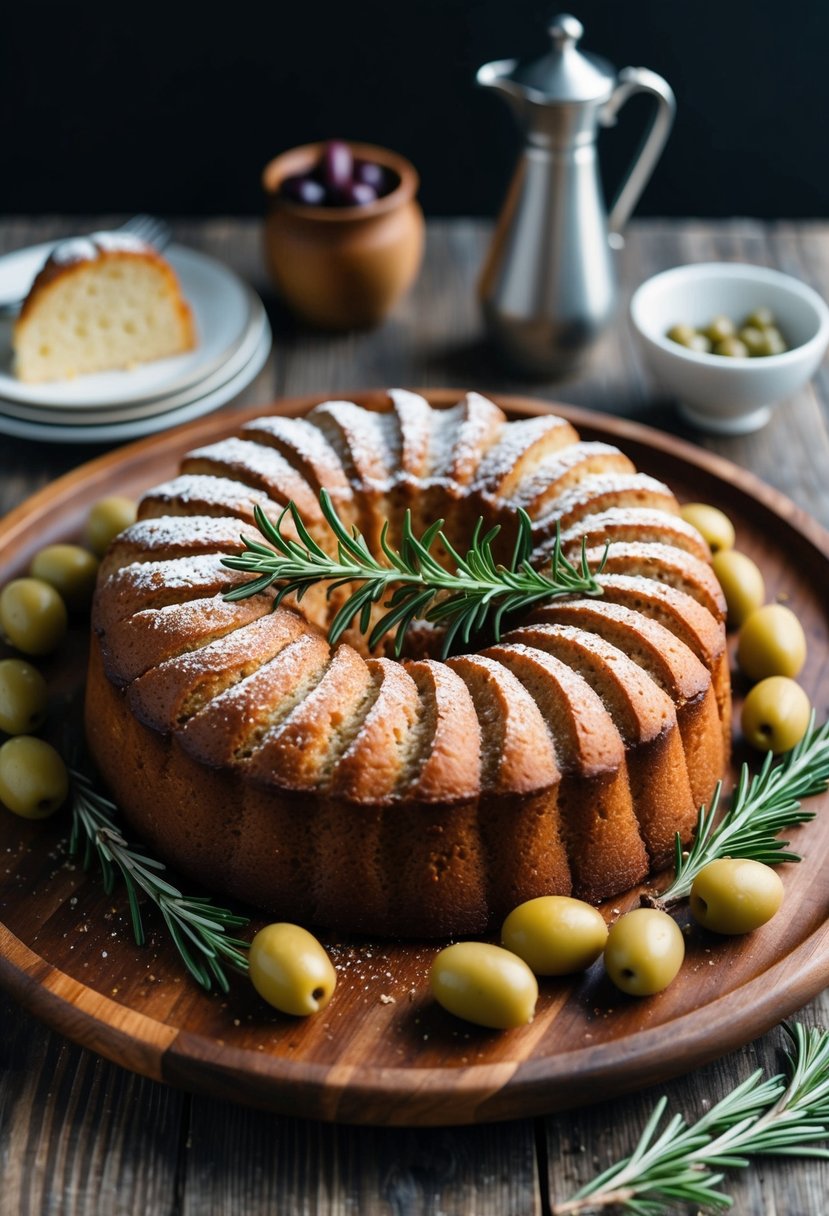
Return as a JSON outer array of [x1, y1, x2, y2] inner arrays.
[[13, 233, 196, 382]]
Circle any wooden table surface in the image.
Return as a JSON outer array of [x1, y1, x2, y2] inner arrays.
[[0, 216, 827, 1215]]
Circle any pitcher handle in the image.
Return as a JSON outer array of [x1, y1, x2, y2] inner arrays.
[[601, 67, 676, 248]]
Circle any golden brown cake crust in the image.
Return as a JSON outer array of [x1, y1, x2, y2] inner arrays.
[[85, 393, 730, 937]]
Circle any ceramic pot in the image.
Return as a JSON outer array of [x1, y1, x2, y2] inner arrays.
[[262, 142, 424, 330]]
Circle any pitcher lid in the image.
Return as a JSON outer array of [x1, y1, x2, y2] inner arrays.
[[507, 14, 615, 103]]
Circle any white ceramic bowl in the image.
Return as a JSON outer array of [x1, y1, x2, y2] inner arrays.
[[630, 262, 829, 434]]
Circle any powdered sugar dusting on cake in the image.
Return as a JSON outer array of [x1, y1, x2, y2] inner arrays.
[[535, 507, 711, 566], [117, 515, 257, 553], [184, 438, 322, 515], [475, 415, 577, 497], [241, 416, 351, 493], [110, 554, 243, 594], [534, 472, 676, 526], [138, 609, 304, 685], [47, 232, 152, 268], [432, 392, 504, 485], [142, 474, 272, 516], [308, 400, 400, 489], [564, 506, 705, 540], [510, 442, 632, 508], [46, 237, 99, 266], [388, 389, 432, 479]]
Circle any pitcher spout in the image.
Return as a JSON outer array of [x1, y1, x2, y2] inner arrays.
[[476, 59, 529, 117]]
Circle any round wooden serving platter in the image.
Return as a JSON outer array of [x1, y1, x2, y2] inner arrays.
[[1, 390, 828, 1127]]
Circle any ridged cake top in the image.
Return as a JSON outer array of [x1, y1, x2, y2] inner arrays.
[[92, 391, 726, 811]]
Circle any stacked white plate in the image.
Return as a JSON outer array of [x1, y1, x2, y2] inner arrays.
[[0, 243, 272, 443]]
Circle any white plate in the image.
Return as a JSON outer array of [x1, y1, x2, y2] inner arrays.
[[0, 243, 253, 408], [0, 293, 268, 427], [0, 319, 272, 445]]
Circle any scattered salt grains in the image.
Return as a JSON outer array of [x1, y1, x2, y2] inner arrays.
[[379, 994, 395, 1005]]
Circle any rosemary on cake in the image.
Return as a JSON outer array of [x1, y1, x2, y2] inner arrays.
[[220, 490, 607, 657], [552, 1022, 829, 1215], [69, 767, 249, 992], [647, 715, 829, 911]]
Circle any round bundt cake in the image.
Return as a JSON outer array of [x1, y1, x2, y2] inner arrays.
[[84, 391, 730, 937]]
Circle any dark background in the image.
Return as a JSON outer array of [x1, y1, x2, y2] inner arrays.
[[2, 0, 826, 220]]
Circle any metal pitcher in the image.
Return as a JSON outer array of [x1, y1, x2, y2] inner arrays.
[[477, 14, 675, 377]]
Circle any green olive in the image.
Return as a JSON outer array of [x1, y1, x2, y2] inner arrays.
[[29, 544, 100, 610], [741, 676, 811, 754], [679, 503, 735, 554], [430, 941, 538, 1029], [666, 324, 699, 348], [744, 307, 775, 330], [737, 604, 807, 681], [713, 336, 749, 358], [711, 549, 766, 629], [248, 922, 336, 1016], [705, 315, 736, 344], [755, 326, 788, 356], [738, 325, 768, 357], [0, 659, 49, 735], [501, 895, 608, 976], [603, 908, 685, 997], [687, 333, 712, 354], [0, 578, 68, 655], [85, 496, 137, 557], [690, 858, 783, 935], [0, 735, 68, 818]]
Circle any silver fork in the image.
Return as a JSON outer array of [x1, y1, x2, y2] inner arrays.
[[118, 214, 172, 250], [0, 215, 173, 320]]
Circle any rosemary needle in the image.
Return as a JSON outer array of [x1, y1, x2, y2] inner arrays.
[[69, 768, 250, 993], [553, 1023, 829, 1215], [221, 490, 607, 658], [653, 715, 829, 908]]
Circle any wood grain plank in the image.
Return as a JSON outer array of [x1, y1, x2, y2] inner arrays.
[[0, 992, 184, 1216], [181, 1106, 540, 1216]]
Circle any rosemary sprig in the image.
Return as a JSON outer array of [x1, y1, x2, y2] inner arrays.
[[220, 490, 606, 658], [69, 768, 250, 992], [553, 1022, 829, 1215], [652, 715, 829, 909]]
